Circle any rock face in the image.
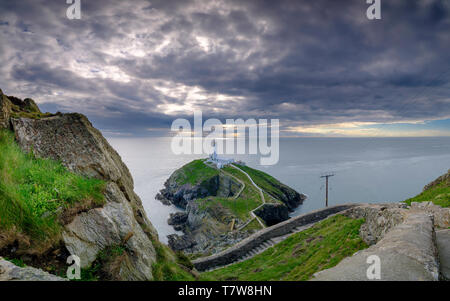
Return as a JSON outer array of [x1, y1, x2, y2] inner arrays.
[[167, 201, 233, 254], [0, 90, 11, 129], [266, 183, 306, 211], [167, 234, 197, 251], [10, 113, 159, 280], [158, 173, 241, 209], [0, 258, 67, 281], [343, 203, 408, 245], [168, 212, 188, 231], [254, 203, 289, 226]]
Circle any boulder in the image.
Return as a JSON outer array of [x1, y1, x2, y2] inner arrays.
[[342, 203, 407, 245], [167, 234, 197, 251], [0, 258, 67, 281], [168, 212, 188, 226]]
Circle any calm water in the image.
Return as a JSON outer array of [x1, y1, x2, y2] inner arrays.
[[108, 137, 450, 243]]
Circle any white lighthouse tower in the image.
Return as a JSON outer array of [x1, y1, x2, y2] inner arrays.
[[207, 139, 234, 169]]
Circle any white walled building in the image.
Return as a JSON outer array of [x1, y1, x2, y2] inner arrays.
[[207, 141, 235, 169]]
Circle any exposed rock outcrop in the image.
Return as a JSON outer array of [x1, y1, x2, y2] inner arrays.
[[168, 212, 188, 231], [266, 183, 306, 211], [0, 90, 11, 129], [158, 173, 241, 209], [342, 203, 408, 245], [254, 203, 289, 226], [9, 113, 159, 280], [0, 258, 67, 281]]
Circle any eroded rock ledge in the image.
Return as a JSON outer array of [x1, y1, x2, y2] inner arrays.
[[0, 258, 66, 281]]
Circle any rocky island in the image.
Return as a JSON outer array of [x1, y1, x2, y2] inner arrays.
[[157, 157, 306, 255]]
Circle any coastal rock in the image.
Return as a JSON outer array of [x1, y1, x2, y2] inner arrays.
[[0, 258, 67, 281], [0, 91, 11, 129], [10, 113, 160, 280], [63, 182, 157, 280], [167, 234, 197, 251], [159, 173, 241, 209], [342, 203, 407, 245], [168, 212, 188, 230], [254, 203, 289, 226]]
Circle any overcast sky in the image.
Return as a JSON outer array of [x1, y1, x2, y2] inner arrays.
[[0, 0, 449, 137]]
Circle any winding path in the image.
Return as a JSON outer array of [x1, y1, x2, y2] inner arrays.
[[229, 164, 266, 229], [205, 160, 267, 229]]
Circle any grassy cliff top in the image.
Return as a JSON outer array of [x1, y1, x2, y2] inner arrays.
[[173, 159, 220, 185], [404, 178, 450, 208], [0, 129, 106, 253]]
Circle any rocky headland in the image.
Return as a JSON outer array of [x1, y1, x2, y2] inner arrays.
[[157, 159, 306, 255]]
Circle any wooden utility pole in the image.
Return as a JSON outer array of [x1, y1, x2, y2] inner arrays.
[[320, 174, 334, 207]]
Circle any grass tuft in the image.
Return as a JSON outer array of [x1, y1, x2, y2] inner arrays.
[[0, 129, 105, 253], [404, 182, 449, 208]]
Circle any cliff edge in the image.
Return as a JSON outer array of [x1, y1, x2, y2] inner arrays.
[[0, 89, 194, 280]]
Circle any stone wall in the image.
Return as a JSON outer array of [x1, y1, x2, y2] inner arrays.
[[193, 204, 357, 271]]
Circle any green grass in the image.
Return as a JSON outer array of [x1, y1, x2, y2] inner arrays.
[[196, 195, 261, 222], [174, 159, 219, 186], [0, 129, 105, 251], [200, 214, 367, 281], [191, 165, 264, 221], [233, 164, 289, 202], [240, 218, 263, 232], [4, 257, 27, 267], [151, 239, 196, 281], [404, 182, 450, 208]]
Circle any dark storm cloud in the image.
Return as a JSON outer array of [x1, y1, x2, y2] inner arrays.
[[0, 0, 449, 135]]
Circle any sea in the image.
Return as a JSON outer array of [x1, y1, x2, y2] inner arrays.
[[107, 137, 450, 243]]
